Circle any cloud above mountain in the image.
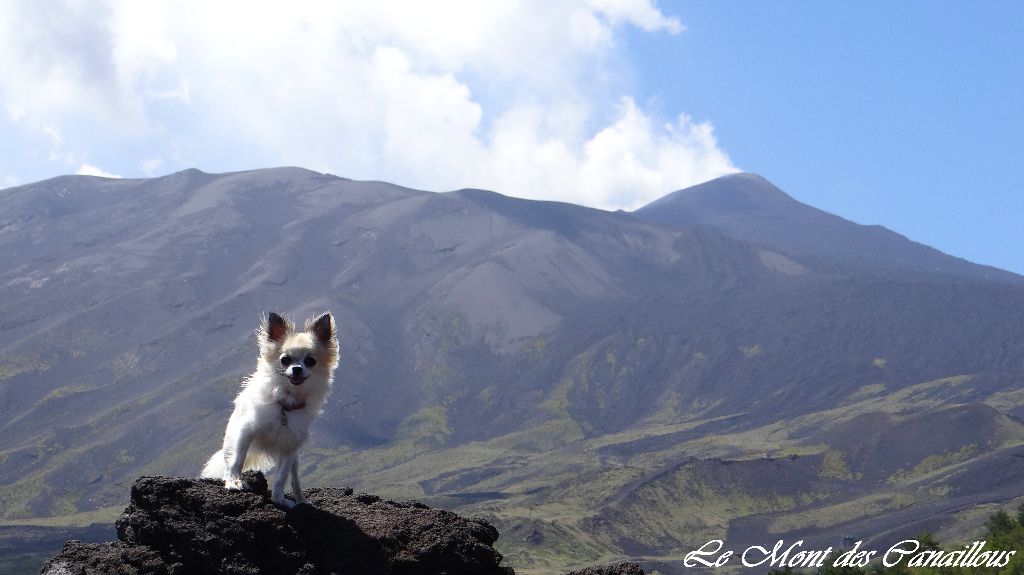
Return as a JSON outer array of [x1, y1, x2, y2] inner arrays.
[[0, 0, 737, 209]]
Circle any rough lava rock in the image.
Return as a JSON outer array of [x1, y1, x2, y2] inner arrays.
[[41, 473, 514, 575]]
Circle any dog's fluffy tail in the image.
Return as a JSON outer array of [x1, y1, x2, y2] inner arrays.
[[200, 449, 276, 479], [200, 449, 226, 479]]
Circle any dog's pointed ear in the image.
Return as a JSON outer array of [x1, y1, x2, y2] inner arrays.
[[309, 312, 334, 345], [264, 312, 289, 343]]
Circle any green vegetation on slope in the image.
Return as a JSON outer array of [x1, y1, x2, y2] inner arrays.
[[769, 506, 1024, 575]]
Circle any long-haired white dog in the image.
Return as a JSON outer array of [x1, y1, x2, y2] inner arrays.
[[201, 311, 338, 508]]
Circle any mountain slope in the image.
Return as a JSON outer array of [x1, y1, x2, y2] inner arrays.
[[2, 168, 1024, 573], [634, 172, 1022, 284]]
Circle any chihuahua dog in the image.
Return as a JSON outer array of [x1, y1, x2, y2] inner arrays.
[[201, 311, 339, 508]]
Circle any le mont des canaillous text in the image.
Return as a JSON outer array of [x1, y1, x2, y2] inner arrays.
[[684, 539, 1016, 570]]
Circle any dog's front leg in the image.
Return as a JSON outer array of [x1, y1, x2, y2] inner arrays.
[[223, 428, 254, 491], [289, 455, 306, 506], [272, 453, 297, 508]]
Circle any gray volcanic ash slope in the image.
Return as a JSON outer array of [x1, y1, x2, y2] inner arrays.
[[2, 168, 1024, 573], [634, 172, 1021, 283]]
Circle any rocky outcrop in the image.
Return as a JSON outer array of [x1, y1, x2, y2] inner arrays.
[[41, 473, 513, 575], [41, 473, 646, 574]]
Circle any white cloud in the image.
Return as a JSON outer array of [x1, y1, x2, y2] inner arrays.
[[5, 102, 27, 122], [77, 163, 122, 178], [42, 125, 64, 147], [0, 0, 736, 209], [146, 79, 191, 105], [482, 98, 736, 210], [583, 0, 685, 33], [140, 157, 164, 175]]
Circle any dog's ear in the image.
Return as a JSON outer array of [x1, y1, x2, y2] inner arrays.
[[264, 312, 289, 343], [308, 312, 334, 345]]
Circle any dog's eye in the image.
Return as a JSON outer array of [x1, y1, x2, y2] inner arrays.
[[303, 356, 317, 367], [280, 355, 292, 367]]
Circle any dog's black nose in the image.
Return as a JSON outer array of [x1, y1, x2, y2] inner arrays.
[[290, 366, 303, 377]]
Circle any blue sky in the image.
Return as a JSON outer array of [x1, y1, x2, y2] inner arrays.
[[628, 1, 1024, 274], [0, 1, 1021, 274]]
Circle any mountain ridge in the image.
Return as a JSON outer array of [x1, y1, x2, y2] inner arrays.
[[634, 172, 1022, 284], [2, 167, 1024, 573]]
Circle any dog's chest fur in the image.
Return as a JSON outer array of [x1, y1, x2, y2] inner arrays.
[[249, 401, 312, 455]]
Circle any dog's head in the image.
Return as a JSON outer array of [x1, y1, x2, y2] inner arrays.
[[259, 311, 339, 387]]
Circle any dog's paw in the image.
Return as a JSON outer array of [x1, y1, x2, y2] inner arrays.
[[224, 477, 243, 491], [272, 496, 296, 509]]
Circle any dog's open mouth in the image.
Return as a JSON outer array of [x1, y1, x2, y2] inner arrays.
[[288, 375, 307, 386]]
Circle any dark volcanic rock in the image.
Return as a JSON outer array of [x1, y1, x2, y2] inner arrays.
[[41, 541, 167, 574], [42, 473, 513, 575], [564, 563, 645, 575]]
